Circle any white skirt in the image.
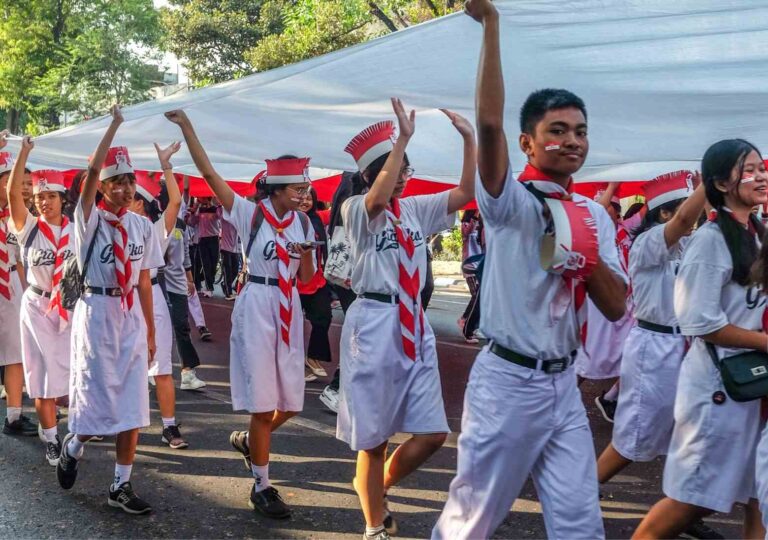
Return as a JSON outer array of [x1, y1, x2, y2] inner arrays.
[[337, 298, 449, 451], [229, 282, 305, 413], [0, 272, 23, 366], [148, 284, 173, 377], [68, 292, 150, 435], [663, 339, 760, 513], [19, 289, 71, 398], [575, 299, 634, 380], [755, 425, 768, 530], [612, 326, 686, 461]]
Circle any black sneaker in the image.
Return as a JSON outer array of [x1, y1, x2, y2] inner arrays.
[[594, 392, 617, 423], [198, 326, 212, 341], [382, 495, 398, 535], [680, 519, 725, 539], [363, 531, 391, 540], [108, 481, 152, 515], [229, 430, 251, 470], [45, 436, 62, 466], [161, 424, 189, 449], [56, 433, 79, 490], [248, 485, 291, 519], [4, 415, 38, 436]]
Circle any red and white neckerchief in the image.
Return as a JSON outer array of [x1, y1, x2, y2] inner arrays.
[[37, 217, 71, 329], [517, 164, 589, 327], [259, 201, 296, 347], [386, 198, 424, 362], [97, 202, 133, 311], [0, 208, 11, 301]]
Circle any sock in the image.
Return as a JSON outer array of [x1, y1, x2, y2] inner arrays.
[[6, 407, 21, 423], [604, 382, 620, 401], [251, 463, 270, 493], [162, 417, 176, 428], [366, 525, 385, 537], [42, 426, 58, 443], [67, 436, 85, 459], [112, 463, 133, 490]]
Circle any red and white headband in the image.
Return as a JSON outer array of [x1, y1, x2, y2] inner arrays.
[[134, 170, 161, 202], [643, 170, 694, 211], [345, 121, 396, 172], [100, 146, 134, 181], [264, 157, 311, 185], [31, 170, 67, 195], [0, 152, 15, 175]]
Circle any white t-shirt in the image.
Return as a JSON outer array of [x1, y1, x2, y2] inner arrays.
[[75, 200, 164, 288], [675, 221, 765, 356], [477, 168, 626, 359], [149, 216, 171, 279], [1, 210, 19, 266], [629, 223, 689, 326], [11, 213, 75, 291], [342, 191, 454, 296], [223, 195, 314, 279]]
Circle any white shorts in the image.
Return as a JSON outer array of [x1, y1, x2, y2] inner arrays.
[[148, 284, 173, 377]]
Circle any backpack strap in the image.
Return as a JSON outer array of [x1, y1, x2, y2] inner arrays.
[[80, 216, 100, 290], [24, 222, 39, 250], [297, 211, 310, 238], [244, 204, 264, 268]]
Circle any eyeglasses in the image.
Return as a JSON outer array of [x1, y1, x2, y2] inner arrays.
[[401, 167, 415, 179], [287, 185, 311, 195]]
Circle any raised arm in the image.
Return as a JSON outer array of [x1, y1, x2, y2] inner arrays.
[[663, 173, 706, 248], [7, 136, 33, 231], [466, 0, 508, 198], [364, 97, 415, 219], [441, 109, 477, 213], [155, 141, 183, 234], [596, 182, 619, 211], [164, 110, 235, 212], [82, 105, 124, 220], [182, 174, 191, 204]]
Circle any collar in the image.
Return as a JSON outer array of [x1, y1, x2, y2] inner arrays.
[[97, 200, 128, 219], [517, 163, 574, 197]]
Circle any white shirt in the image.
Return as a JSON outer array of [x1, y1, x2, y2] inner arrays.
[[75, 200, 164, 288], [149, 216, 171, 279], [630, 223, 689, 326], [342, 191, 454, 296], [11, 213, 75, 291], [477, 168, 626, 359], [223, 195, 314, 279], [675, 221, 765, 356]]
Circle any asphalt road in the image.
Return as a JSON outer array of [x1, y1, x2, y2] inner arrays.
[[0, 287, 745, 539]]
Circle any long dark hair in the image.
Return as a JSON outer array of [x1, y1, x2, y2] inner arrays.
[[304, 188, 328, 261], [134, 192, 162, 223], [701, 138, 765, 286], [633, 198, 685, 238]]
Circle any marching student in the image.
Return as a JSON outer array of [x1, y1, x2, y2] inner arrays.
[[165, 108, 315, 520], [0, 142, 36, 436], [433, 1, 627, 538], [7, 136, 76, 464], [56, 105, 164, 515], [220, 213, 240, 300], [337, 101, 475, 540], [634, 139, 767, 539], [187, 197, 221, 297], [128, 142, 187, 449], [596, 172, 705, 487]]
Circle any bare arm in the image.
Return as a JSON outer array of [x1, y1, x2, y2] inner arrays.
[[155, 141, 183, 234], [703, 325, 767, 353], [7, 136, 33, 231], [297, 249, 315, 284], [585, 259, 627, 321], [82, 105, 124, 221], [466, 0, 508, 198], [663, 174, 705, 248], [364, 98, 415, 220], [596, 182, 619, 210], [137, 269, 156, 363], [442, 109, 477, 213], [164, 110, 235, 212], [182, 174, 191, 204]]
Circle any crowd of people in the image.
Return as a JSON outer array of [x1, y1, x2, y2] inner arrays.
[[2, 0, 768, 538]]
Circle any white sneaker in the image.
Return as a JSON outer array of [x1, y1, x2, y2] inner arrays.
[[180, 370, 207, 391], [319, 386, 339, 414]]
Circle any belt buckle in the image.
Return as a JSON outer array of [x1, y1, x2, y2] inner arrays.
[[544, 360, 566, 374], [109, 288, 122, 297]]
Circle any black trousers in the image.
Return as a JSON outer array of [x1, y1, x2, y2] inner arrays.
[[189, 244, 203, 290], [421, 256, 435, 309], [198, 236, 220, 291], [167, 290, 201, 370], [462, 276, 481, 339], [220, 250, 239, 297], [300, 285, 333, 363], [327, 283, 358, 391]]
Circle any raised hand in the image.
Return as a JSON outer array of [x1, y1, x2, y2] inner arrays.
[[440, 109, 475, 138], [154, 141, 182, 169], [464, 0, 498, 23], [164, 109, 190, 126], [0, 130, 8, 150], [391, 97, 416, 141], [110, 104, 124, 125], [21, 135, 34, 152]]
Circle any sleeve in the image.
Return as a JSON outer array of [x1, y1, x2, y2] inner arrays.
[[303, 216, 317, 275], [407, 191, 455, 237], [222, 194, 256, 242], [8, 212, 37, 245], [186, 211, 199, 226], [342, 195, 387, 241], [155, 214, 172, 253], [593, 202, 627, 283], [475, 167, 538, 227], [74, 199, 99, 265], [317, 209, 331, 227], [141, 219, 166, 270], [674, 233, 731, 336], [182, 232, 192, 271], [630, 225, 678, 270]]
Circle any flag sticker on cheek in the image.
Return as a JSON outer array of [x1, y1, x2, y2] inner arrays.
[[545, 142, 561, 152], [740, 175, 756, 184]]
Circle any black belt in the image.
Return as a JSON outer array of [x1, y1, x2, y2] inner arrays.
[[151, 277, 159, 286], [489, 341, 575, 374], [359, 292, 400, 304], [84, 286, 124, 297], [248, 275, 295, 287], [10, 266, 16, 273], [29, 285, 51, 298], [637, 319, 680, 335]]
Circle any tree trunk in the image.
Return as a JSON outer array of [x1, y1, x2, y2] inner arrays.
[[422, 0, 440, 17], [6, 109, 20, 134], [368, 1, 399, 32]]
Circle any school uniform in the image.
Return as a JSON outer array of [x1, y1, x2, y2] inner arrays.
[[0, 216, 23, 367], [433, 167, 624, 540], [665, 220, 762, 513], [148, 216, 173, 377], [11, 213, 74, 398], [337, 191, 453, 451], [755, 425, 768, 529], [224, 196, 314, 413], [68, 201, 163, 436]]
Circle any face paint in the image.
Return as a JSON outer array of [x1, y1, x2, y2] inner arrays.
[[740, 175, 756, 184], [545, 142, 561, 152], [290, 197, 302, 203]]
